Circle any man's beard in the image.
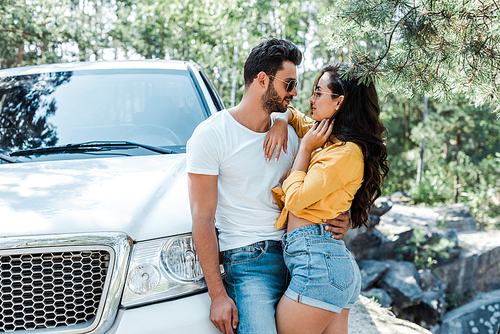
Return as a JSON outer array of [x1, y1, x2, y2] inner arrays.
[[261, 84, 288, 114]]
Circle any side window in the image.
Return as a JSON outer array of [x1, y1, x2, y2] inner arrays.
[[199, 71, 225, 111]]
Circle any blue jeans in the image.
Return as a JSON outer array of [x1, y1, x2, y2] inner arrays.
[[222, 240, 287, 334]]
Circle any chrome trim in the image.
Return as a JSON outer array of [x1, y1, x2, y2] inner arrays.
[[0, 233, 132, 334]]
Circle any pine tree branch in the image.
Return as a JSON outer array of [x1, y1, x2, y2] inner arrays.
[[371, 8, 414, 73], [492, 0, 500, 11]]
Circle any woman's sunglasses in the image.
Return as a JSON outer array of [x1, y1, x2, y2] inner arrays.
[[311, 87, 341, 100]]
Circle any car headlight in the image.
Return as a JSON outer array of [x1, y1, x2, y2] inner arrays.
[[121, 233, 206, 308]]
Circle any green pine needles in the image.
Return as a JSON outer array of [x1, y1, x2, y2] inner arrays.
[[323, 0, 500, 105]]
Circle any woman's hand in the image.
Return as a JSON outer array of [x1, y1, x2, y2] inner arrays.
[[264, 118, 288, 161], [289, 119, 333, 174], [300, 119, 333, 152]]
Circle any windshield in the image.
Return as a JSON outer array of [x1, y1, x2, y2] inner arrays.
[[0, 68, 208, 159]]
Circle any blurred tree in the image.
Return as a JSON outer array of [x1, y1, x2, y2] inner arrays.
[[0, 0, 65, 68], [409, 95, 500, 222], [61, 0, 120, 61], [381, 91, 500, 224], [111, 0, 316, 107]]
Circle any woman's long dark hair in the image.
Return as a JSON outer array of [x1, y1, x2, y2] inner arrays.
[[311, 64, 389, 228]]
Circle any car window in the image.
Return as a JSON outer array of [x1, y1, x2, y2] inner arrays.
[[0, 69, 208, 157]]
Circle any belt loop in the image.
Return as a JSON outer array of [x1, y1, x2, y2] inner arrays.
[[319, 223, 324, 236]]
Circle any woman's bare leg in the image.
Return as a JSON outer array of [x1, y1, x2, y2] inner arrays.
[[322, 309, 349, 334], [276, 295, 349, 334]]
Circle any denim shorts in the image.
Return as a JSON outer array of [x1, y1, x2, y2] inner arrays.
[[282, 224, 361, 313], [223, 240, 288, 334]]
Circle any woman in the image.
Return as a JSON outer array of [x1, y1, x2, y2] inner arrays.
[[264, 64, 389, 334]]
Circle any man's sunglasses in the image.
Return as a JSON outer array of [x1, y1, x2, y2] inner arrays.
[[269, 75, 298, 92]]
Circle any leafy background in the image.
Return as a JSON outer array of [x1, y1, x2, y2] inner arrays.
[[1, 0, 499, 227]]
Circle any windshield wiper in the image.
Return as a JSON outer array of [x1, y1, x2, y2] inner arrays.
[[0, 153, 17, 163], [10, 141, 174, 157]]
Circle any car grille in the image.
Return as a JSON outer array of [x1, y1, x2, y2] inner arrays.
[[0, 250, 110, 332]]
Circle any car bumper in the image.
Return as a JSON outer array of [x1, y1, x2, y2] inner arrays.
[[108, 292, 220, 334]]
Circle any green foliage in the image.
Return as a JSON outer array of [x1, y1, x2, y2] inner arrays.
[[381, 91, 500, 226], [111, 0, 318, 107], [380, 94, 421, 194], [408, 168, 454, 205], [445, 292, 463, 310], [401, 228, 455, 269], [0, 0, 65, 68], [0, 0, 499, 228], [0, 0, 123, 68], [322, 0, 500, 105], [436, 213, 450, 229]]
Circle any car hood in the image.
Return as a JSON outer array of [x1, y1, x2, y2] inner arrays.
[[0, 155, 192, 241]]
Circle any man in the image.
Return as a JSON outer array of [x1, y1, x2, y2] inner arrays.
[[187, 38, 350, 334]]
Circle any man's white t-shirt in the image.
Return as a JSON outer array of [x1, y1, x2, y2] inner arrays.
[[186, 109, 299, 251]]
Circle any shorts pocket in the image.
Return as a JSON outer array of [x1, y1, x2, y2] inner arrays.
[[283, 238, 307, 257], [324, 254, 355, 291]]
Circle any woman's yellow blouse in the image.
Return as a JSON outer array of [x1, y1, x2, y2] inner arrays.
[[272, 107, 364, 229]]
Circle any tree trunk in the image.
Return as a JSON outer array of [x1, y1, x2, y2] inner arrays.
[[298, 11, 314, 93], [230, 22, 244, 108], [230, 41, 240, 108], [404, 102, 410, 142], [17, 47, 23, 67], [416, 96, 428, 185], [454, 130, 461, 203]]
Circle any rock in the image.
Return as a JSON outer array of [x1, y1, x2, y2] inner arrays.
[[362, 288, 393, 308], [388, 191, 412, 204], [347, 203, 443, 262], [367, 214, 381, 228], [399, 230, 461, 267], [436, 289, 500, 334], [347, 227, 413, 261], [376, 260, 423, 309], [359, 260, 391, 290], [378, 204, 440, 236], [349, 295, 433, 334], [419, 268, 444, 293], [434, 203, 472, 217], [433, 230, 500, 302], [433, 230, 461, 267], [405, 269, 447, 327], [371, 196, 393, 216], [434, 203, 477, 231], [345, 200, 500, 331], [368, 196, 393, 227]]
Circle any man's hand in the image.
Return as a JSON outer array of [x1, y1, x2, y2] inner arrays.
[[210, 294, 239, 334], [264, 118, 288, 162], [323, 211, 351, 239]]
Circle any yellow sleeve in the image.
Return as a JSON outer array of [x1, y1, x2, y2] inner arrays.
[[282, 143, 364, 212], [288, 106, 314, 138]]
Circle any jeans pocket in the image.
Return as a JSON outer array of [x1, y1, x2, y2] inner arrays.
[[224, 244, 264, 265], [324, 254, 355, 291]]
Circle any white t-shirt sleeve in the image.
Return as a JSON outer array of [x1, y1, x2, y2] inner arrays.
[[186, 121, 222, 175]]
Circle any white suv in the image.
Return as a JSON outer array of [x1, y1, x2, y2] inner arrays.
[[0, 60, 223, 333]]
